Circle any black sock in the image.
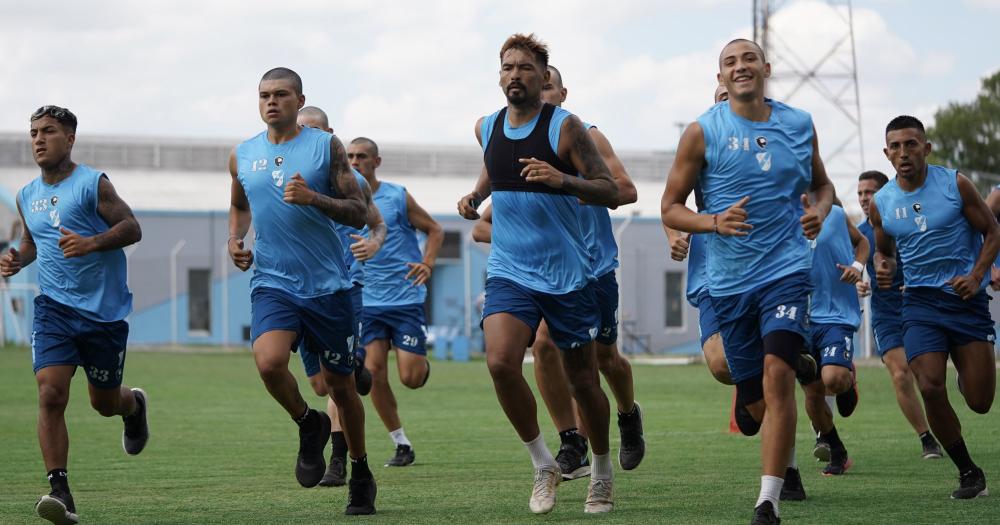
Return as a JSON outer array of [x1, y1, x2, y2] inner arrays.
[[822, 426, 845, 450], [919, 431, 936, 445], [47, 469, 69, 494], [294, 407, 318, 431], [945, 438, 977, 474], [558, 428, 580, 445], [350, 455, 373, 480], [331, 431, 348, 458]]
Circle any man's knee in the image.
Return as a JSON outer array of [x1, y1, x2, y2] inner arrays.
[[967, 395, 993, 414], [822, 368, 853, 394], [89, 391, 120, 417], [595, 344, 627, 374], [308, 375, 328, 397], [256, 358, 288, 383], [917, 376, 947, 402], [399, 361, 428, 390], [38, 382, 69, 412]]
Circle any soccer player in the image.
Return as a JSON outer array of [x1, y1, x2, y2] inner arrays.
[[856, 170, 943, 459], [800, 199, 868, 476], [870, 115, 999, 499], [661, 39, 835, 525], [1, 105, 148, 525], [459, 34, 620, 514], [227, 68, 375, 514], [470, 64, 642, 481], [350, 136, 443, 468], [295, 106, 385, 487]]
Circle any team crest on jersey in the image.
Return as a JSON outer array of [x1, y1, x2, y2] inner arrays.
[[271, 170, 284, 186], [755, 136, 767, 149], [274, 156, 284, 167], [755, 152, 772, 172], [50, 196, 58, 206], [912, 202, 922, 213], [49, 209, 61, 228], [914, 215, 928, 232]]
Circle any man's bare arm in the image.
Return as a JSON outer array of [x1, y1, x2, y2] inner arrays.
[[588, 128, 636, 207], [91, 175, 142, 251], [556, 116, 618, 207], [958, 173, 1000, 283], [310, 137, 367, 229], [661, 122, 715, 234], [363, 183, 387, 249], [471, 204, 493, 244]]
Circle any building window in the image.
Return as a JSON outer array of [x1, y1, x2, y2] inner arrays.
[[188, 269, 211, 334], [438, 230, 462, 260], [664, 271, 684, 328]]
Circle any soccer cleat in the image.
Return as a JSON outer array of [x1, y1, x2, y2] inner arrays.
[[555, 435, 590, 480], [795, 352, 818, 384], [822, 447, 853, 476], [617, 402, 645, 470], [122, 388, 149, 455], [319, 455, 347, 487], [951, 467, 988, 499], [35, 491, 78, 525], [813, 436, 831, 462], [750, 501, 781, 525], [921, 435, 943, 460], [735, 398, 762, 436], [529, 466, 561, 514], [584, 478, 614, 514], [345, 477, 377, 515], [354, 355, 372, 397], [384, 444, 415, 467], [780, 467, 806, 501], [295, 410, 332, 487], [836, 370, 859, 417]]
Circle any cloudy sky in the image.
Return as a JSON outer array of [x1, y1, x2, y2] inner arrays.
[[2, 0, 998, 199]]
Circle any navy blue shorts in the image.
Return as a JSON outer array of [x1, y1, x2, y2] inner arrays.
[[31, 294, 129, 389], [361, 302, 428, 356], [808, 323, 856, 372], [251, 287, 356, 376], [593, 271, 619, 345], [482, 277, 599, 351], [872, 316, 905, 357], [300, 285, 363, 378], [696, 291, 721, 347], [902, 287, 995, 363], [710, 271, 811, 384]]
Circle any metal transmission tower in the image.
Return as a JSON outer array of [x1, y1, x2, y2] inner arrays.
[[752, 0, 865, 175]]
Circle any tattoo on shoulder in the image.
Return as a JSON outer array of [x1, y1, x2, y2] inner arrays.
[[330, 136, 350, 176], [568, 117, 604, 172]]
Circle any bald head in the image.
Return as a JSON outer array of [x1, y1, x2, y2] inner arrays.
[[719, 38, 766, 66], [298, 106, 331, 132], [714, 84, 729, 103]]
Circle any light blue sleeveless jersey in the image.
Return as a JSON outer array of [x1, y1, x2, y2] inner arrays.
[[333, 169, 369, 286], [809, 205, 861, 327], [578, 123, 619, 277], [18, 164, 132, 322], [480, 106, 594, 294], [697, 99, 814, 296], [362, 181, 425, 306], [236, 126, 351, 297], [686, 232, 708, 306], [874, 164, 987, 292]]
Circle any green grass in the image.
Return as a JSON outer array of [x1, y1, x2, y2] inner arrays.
[[1, 346, 998, 524]]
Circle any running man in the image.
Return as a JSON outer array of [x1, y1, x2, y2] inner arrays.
[[856, 170, 943, 459], [801, 199, 868, 476], [228, 68, 375, 514], [470, 64, 642, 481], [661, 39, 835, 525], [295, 106, 385, 487], [350, 136, 443, 468], [870, 115, 999, 499], [1, 105, 148, 525], [458, 34, 620, 514]]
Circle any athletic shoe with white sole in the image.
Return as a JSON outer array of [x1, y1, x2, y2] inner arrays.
[[122, 388, 149, 455], [555, 435, 590, 480], [952, 467, 988, 499], [584, 478, 614, 513], [617, 402, 645, 470], [529, 466, 561, 514], [35, 492, 78, 525]]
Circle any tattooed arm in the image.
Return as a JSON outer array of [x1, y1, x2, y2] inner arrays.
[[536, 114, 618, 207], [283, 136, 366, 228], [58, 175, 142, 258]]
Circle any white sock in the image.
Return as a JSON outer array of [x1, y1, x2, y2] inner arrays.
[[592, 452, 613, 480], [756, 475, 783, 515], [389, 427, 411, 447], [523, 434, 557, 469], [787, 445, 797, 470]]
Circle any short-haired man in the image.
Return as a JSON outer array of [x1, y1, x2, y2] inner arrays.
[[2, 106, 148, 525], [870, 115, 999, 499], [295, 106, 385, 487], [459, 34, 620, 514], [856, 170, 942, 459], [228, 68, 375, 514], [471, 64, 642, 482], [662, 39, 835, 524], [351, 136, 443, 468]]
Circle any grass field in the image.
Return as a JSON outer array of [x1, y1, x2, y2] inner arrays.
[[1, 346, 998, 524]]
